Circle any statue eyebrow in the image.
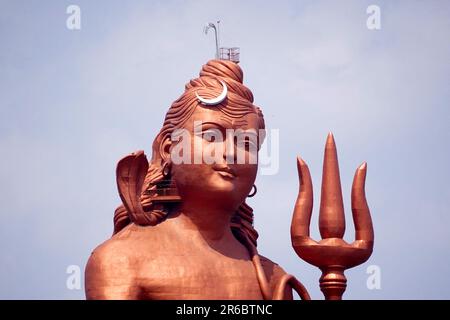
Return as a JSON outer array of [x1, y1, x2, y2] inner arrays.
[[193, 118, 249, 131], [194, 121, 226, 131]]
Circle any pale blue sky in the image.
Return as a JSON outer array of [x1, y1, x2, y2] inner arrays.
[[1, 0, 449, 299]]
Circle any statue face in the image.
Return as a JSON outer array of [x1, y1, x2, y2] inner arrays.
[[169, 106, 260, 211]]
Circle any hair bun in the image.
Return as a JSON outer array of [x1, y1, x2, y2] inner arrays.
[[200, 59, 244, 83], [186, 59, 254, 104]]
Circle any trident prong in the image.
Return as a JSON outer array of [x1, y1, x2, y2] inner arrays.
[[291, 133, 374, 300]]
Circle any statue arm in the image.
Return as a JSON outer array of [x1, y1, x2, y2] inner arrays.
[[271, 265, 294, 300], [85, 241, 139, 300], [259, 256, 296, 300]]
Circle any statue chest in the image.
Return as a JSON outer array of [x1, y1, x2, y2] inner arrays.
[[136, 249, 264, 299]]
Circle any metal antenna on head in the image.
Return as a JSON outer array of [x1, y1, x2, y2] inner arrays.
[[203, 21, 240, 63], [204, 21, 219, 59], [216, 20, 221, 53]]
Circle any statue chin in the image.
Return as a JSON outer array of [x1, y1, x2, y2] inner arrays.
[[171, 163, 255, 209]]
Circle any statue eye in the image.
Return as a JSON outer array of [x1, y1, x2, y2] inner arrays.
[[235, 136, 257, 152], [244, 138, 256, 150], [205, 133, 216, 142], [201, 129, 222, 142]]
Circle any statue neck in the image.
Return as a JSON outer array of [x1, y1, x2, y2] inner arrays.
[[175, 202, 236, 242]]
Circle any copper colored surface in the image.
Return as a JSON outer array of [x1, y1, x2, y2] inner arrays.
[[291, 133, 374, 300], [85, 59, 373, 300], [85, 60, 308, 300]]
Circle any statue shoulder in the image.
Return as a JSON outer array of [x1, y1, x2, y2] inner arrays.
[[259, 255, 288, 278], [85, 226, 140, 299]]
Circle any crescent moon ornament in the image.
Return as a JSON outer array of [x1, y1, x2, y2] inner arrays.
[[196, 80, 228, 106]]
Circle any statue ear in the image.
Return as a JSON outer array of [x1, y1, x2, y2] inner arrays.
[[159, 135, 172, 163]]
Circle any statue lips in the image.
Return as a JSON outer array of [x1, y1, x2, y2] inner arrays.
[[212, 164, 236, 180]]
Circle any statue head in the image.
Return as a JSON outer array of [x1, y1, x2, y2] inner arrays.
[[113, 59, 265, 246]]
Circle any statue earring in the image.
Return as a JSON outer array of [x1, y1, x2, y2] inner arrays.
[[162, 162, 171, 178], [247, 184, 257, 198]]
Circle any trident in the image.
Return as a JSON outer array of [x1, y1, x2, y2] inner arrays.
[[291, 133, 374, 300]]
